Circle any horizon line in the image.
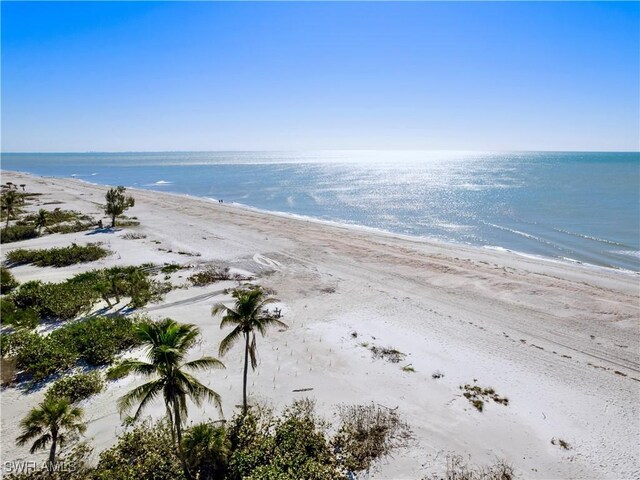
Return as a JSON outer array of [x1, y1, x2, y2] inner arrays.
[[2, 149, 640, 155]]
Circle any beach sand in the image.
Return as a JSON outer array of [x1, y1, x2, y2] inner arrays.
[[1, 171, 639, 479]]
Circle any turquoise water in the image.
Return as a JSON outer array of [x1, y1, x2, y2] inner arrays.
[[2, 151, 639, 272]]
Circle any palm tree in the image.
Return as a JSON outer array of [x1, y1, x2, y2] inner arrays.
[[212, 287, 287, 414], [16, 397, 86, 474], [34, 209, 48, 233], [107, 318, 224, 478], [2, 190, 19, 227], [94, 280, 113, 307], [183, 422, 231, 480]]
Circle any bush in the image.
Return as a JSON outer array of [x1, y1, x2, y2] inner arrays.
[[45, 371, 104, 403], [183, 422, 231, 480], [188, 266, 232, 286], [12, 280, 99, 320], [0, 297, 39, 329], [70, 265, 167, 309], [331, 403, 412, 473], [0, 224, 39, 243], [3, 315, 142, 381], [95, 420, 185, 480], [1, 266, 19, 294], [5, 243, 110, 267], [226, 400, 342, 480]]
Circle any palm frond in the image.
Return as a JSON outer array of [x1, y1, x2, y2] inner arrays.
[[106, 359, 155, 380], [16, 425, 45, 446], [249, 334, 258, 370], [28, 434, 51, 454], [182, 356, 225, 372], [117, 379, 164, 419], [179, 372, 223, 417], [219, 326, 244, 356]]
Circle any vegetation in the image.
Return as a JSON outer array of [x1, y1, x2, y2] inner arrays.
[[70, 265, 169, 309], [551, 437, 571, 450], [212, 287, 287, 413], [0, 297, 39, 329], [1, 224, 39, 243], [2, 315, 142, 382], [16, 397, 86, 474], [365, 344, 406, 363], [95, 420, 185, 480], [107, 318, 225, 478], [105, 187, 135, 228], [2, 189, 22, 227], [1, 266, 19, 294], [12, 280, 99, 320], [460, 384, 509, 412], [226, 400, 341, 480], [331, 403, 412, 473], [45, 371, 105, 404], [188, 266, 232, 286], [6, 243, 110, 267], [183, 422, 231, 480], [428, 454, 515, 480]]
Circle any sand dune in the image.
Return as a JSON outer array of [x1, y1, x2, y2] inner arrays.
[[1, 171, 638, 479]]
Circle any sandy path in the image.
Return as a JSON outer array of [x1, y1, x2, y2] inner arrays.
[[1, 171, 638, 479]]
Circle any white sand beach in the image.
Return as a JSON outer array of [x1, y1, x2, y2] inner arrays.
[[1, 171, 639, 479]]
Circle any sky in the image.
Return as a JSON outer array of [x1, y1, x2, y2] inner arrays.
[[1, 1, 639, 152]]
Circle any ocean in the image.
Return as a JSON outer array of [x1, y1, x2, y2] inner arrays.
[[2, 151, 639, 272]]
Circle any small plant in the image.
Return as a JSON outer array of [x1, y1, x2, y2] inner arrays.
[[460, 383, 509, 412], [331, 403, 413, 473], [437, 454, 515, 480], [369, 345, 406, 363], [432, 370, 444, 379], [45, 371, 105, 404], [188, 266, 232, 286], [402, 364, 415, 373], [160, 263, 182, 274], [551, 437, 571, 450], [105, 186, 135, 227], [123, 232, 146, 240]]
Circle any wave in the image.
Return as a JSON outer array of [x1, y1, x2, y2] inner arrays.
[[551, 227, 630, 247]]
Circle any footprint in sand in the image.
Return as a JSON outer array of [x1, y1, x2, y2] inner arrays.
[[253, 253, 282, 270]]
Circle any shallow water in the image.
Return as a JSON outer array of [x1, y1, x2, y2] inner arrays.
[[2, 150, 638, 271]]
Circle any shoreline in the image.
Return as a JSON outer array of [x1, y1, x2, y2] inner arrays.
[[3, 168, 638, 277], [1, 170, 639, 479]]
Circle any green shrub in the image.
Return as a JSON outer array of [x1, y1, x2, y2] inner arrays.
[[45, 371, 105, 403], [54, 315, 141, 365], [47, 221, 96, 234], [5, 243, 109, 267], [0, 267, 19, 294], [69, 265, 167, 309], [4, 315, 142, 381], [95, 420, 185, 480], [226, 400, 342, 480], [0, 297, 39, 329], [0, 224, 39, 243], [183, 422, 231, 479], [6, 330, 77, 381], [12, 280, 99, 320]]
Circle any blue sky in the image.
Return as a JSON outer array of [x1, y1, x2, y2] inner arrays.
[[2, 1, 639, 152]]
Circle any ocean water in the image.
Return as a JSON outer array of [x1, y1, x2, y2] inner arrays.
[[2, 151, 639, 272]]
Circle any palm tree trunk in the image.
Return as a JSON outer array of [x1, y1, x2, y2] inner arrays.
[[48, 431, 58, 474], [173, 402, 192, 480], [243, 331, 250, 414]]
